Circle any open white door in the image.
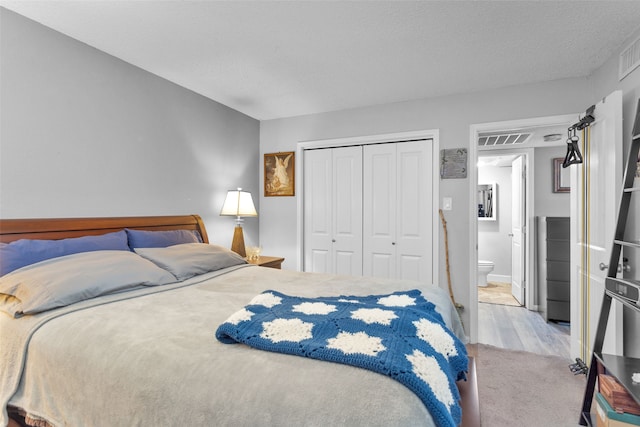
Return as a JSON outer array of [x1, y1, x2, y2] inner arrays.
[[511, 155, 526, 305], [570, 91, 623, 361]]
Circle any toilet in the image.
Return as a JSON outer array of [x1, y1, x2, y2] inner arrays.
[[477, 260, 495, 287]]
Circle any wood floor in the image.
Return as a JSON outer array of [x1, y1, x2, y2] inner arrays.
[[477, 302, 571, 359]]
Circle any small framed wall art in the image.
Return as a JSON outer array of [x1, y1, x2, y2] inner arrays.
[[264, 152, 295, 197], [553, 157, 570, 193], [440, 148, 467, 179]]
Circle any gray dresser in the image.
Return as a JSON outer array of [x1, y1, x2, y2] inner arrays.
[[537, 217, 570, 322]]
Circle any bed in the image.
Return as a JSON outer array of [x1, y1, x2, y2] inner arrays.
[[0, 215, 479, 427]]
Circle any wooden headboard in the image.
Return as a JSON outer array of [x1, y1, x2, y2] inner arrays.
[[0, 215, 209, 244]]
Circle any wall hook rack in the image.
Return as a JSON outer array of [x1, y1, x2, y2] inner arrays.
[[562, 105, 595, 168]]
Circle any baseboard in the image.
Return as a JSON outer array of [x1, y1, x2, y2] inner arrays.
[[487, 274, 511, 283]]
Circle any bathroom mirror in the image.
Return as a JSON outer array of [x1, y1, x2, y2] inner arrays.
[[478, 183, 496, 221]]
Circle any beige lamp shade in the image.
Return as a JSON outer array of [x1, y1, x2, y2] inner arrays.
[[220, 188, 257, 257], [220, 188, 258, 217]]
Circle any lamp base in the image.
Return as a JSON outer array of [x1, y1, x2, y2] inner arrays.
[[231, 225, 246, 257]]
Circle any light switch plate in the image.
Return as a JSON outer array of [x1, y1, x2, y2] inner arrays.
[[443, 197, 452, 211]]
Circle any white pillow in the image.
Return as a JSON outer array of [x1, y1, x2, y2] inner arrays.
[[134, 243, 247, 281], [0, 250, 177, 318]]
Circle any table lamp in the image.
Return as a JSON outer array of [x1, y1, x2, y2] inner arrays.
[[220, 188, 257, 257]]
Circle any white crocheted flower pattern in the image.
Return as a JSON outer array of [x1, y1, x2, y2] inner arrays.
[[413, 318, 458, 359], [326, 331, 386, 356], [250, 292, 282, 308], [377, 294, 416, 307], [260, 318, 314, 343], [351, 308, 398, 325], [226, 308, 254, 325], [338, 298, 361, 304], [406, 349, 454, 407], [292, 302, 337, 315]]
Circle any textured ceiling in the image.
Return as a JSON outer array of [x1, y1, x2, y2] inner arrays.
[[2, 1, 640, 120]]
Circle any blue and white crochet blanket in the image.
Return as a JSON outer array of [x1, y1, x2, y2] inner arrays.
[[216, 289, 468, 427]]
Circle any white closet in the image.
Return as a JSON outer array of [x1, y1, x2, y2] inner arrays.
[[363, 141, 433, 281], [303, 146, 363, 276], [303, 139, 433, 283]]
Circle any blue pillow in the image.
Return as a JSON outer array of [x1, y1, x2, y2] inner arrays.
[[0, 230, 129, 277], [125, 228, 202, 249]]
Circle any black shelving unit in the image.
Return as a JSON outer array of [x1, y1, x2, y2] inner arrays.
[[579, 98, 640, 425]]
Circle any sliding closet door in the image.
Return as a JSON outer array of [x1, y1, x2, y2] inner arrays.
[[363, 140, 432, 282], [303, 146, 362, 275]]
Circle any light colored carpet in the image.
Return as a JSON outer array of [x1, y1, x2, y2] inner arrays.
[[478, 281, 520, 306], [476, 344, 586, 426]]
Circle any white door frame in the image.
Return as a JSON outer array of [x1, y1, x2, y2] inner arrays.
[[510, 153, 528, 305], [468, 114, 576, 343], [297, 129, 440, 287]]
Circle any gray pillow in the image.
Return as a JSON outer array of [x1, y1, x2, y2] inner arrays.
[[0, 250, 177, 318], [134, 243, 247, 281]]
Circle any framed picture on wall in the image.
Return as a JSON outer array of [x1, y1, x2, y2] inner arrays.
[[264, 152, 295, 197], [553, 158, 570, 193]]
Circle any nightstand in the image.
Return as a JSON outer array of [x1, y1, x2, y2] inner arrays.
[[247, 256, 285, 269]]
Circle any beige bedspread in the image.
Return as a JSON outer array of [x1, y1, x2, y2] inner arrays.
[[1, 265, 466, 427]]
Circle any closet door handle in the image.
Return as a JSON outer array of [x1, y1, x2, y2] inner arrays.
[[392, 242, 396, 245]]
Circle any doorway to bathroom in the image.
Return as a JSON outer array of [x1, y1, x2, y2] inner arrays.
[[470, 114, 575, 357], [477, 149, 530, 307]]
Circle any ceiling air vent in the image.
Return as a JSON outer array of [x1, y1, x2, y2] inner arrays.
[[478, 132, 531, 147], [620, 35, 640, 81]]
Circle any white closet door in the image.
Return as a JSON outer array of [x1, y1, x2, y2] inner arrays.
[[396, 140, 432, 282], [303, 146, 362, 275], [303, 149, 333, 273], [333, 146, 363, 276], [305, 139, 433, 282], [363, 140, 432, 282], [363, 143, 397, 278]]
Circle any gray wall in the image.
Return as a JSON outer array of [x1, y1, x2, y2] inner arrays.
[[259, 30, 640, 335], [0, 9, 261, 247], [534, 146, 571, 217], [259, 79, 592, 329], [2, 6, 638, 352]]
